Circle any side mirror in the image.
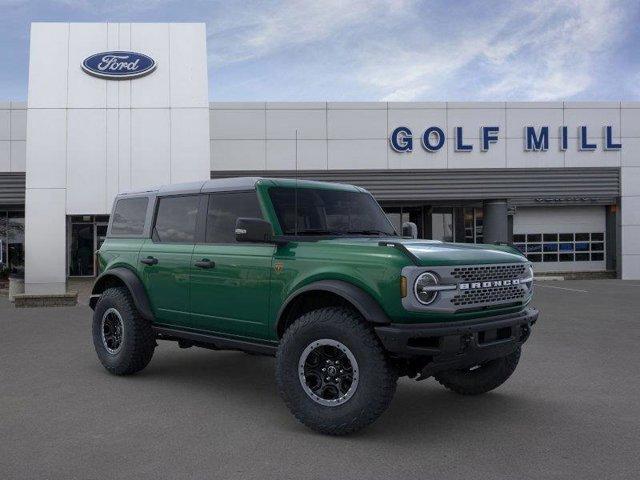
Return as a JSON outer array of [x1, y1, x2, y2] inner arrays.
[[235, 218, 274, 243], [402, 221, 418, 239]]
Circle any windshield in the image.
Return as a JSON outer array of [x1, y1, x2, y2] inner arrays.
[[268, 187, 397, 236]]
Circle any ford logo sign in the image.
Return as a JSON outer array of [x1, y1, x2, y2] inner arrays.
[[82, 51, 156, 80]]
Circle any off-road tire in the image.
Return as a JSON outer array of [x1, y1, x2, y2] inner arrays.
[[434, 347, 521, 395], [276, 307, 397, 436], [92, 287, 156, 375]]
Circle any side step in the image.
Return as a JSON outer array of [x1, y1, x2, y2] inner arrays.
[[153, 325, 278, 356]]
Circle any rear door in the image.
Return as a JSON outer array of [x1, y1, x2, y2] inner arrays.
[[139, 194, 202, 328], [190, 191, 274, 338]]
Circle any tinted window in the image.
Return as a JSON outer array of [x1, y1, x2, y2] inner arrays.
[[110, 197, 148, 236], [268, 187, 396, 236], [205, 192, 263, 243], [153, 195, 200, 243]]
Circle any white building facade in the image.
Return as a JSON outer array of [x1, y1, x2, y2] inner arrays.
[[0, 22, 639, 295]]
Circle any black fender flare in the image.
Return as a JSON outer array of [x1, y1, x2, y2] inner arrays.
[[90, 267, 154, 321], [276, 280, 391, 334]]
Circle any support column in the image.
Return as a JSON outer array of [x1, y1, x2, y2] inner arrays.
[[606, 204, 617, 273], [483, 200, 509, 244], [621, 166, 640, 279], [24, 189, 66, 294]]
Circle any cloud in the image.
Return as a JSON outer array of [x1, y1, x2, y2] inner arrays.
[[207, 0, 412, 66], [30, 0, 176, 12], [206, 0, 632, 101], [358, 0, 628, 101], [479, 0, 625, 100], [1, 0, 635, 101]]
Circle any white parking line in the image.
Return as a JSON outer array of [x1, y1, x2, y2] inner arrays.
[[534, 284, 589, 293]]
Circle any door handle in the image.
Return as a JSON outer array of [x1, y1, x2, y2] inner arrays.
[[194, 259, 215, 269], [140, 256, 158, 266]]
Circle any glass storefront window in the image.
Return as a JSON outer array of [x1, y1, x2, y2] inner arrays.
[[8, 212, 25, 274], [0, 210, 25, 277], [463, 208, 474, 242], [431, 207, 454, 242], [462, 207, 483, 243], [383, 205, 489, 242], [382, 206, 424, 238], [0, 213, 6, 277]]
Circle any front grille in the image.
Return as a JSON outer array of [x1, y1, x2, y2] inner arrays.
[[451, 264, 527, 282], [451, 285, 525, 307], [401, 263, 533, 314]]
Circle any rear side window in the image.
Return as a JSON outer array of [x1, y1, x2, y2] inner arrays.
[[110, 197, 148, 236], [153, 195, 200, 243], [205, 192, 263, 243]]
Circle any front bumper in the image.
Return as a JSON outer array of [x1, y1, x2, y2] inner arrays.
[[375, 307, 538, 375]]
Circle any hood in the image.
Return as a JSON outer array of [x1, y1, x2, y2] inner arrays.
[[320, 237, 526, 266], [400, 239, 526, 266]]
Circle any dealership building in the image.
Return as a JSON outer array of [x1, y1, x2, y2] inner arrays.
[[1, 22, 640, 295]]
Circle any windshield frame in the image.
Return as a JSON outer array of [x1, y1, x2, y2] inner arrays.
[[265, 185, 398, 239]]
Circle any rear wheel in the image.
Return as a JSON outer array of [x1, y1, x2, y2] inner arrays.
[[434, 347, 521, 395], [92, 287, 156, 375], [276, 307, 397, 436]]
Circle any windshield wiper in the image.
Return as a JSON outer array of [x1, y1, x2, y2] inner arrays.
[[346, 229, 395, 236], [291, 229, 395, 236], [294, 229, 346, 236]]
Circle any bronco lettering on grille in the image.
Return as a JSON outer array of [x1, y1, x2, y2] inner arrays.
[[459, 279, 521, 290]]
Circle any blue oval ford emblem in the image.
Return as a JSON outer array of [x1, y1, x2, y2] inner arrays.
[[82, 51, 156, 80]]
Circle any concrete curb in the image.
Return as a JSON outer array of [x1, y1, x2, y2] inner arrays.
[[13, 291, 78, 308]]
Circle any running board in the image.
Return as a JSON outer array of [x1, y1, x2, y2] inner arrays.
[[153, 326, 278, 356]]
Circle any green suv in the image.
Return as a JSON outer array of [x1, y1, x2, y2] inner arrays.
[[90, 177, 538, 435]]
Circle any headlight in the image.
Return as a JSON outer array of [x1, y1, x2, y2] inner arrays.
[[525, 264, 534, 292], [414, 272, 440, 305]]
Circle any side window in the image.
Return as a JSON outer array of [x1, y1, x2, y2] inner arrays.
[[153, 195, 200, 243], [111, 197, 148, 236], [205, 192, 263, 243]]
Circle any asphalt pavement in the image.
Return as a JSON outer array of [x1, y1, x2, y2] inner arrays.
[[1, 280, 639, 479]]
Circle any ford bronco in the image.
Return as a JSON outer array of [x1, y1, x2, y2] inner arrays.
[[90, 177, 538, 435]]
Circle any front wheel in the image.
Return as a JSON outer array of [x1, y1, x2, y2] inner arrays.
[[434, 347, 521, 395], [92, 287, 156, 375], [276, 307, 397, 436]]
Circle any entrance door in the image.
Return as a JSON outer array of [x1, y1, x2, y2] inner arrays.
[[70, 223, 95, 276], [190, 191, 274, 338]]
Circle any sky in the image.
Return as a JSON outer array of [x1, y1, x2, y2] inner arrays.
[[1, 0, 639, 102]]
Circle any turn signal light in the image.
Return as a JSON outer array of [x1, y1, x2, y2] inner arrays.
[[400, 276, 408, 298]]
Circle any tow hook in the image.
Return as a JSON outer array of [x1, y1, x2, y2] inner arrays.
[[520, 325, 531, 342], [461, 333, 473, 352]]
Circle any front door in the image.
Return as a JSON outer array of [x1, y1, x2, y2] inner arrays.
[[139, 194, 201, 328], [190, 191, 274, 338]]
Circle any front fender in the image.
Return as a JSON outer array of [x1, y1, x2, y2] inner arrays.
[[275, 279, 391, 334], [90, 267, 154, 321]]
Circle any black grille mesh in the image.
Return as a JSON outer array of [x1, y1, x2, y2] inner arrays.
[[452, 285, 525, 307], [451, 264, 527, 282]]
